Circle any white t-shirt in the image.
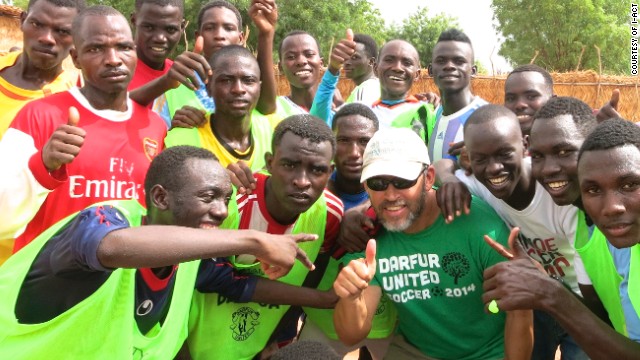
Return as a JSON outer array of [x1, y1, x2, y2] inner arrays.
[[455, 161, 590, 293]]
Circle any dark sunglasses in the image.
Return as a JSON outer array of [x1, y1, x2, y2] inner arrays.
[[366, 175, 421, 192]]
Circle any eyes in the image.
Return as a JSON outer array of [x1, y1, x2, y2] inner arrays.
[[216, 76, 259, 86], [280, 161, 329, 175]]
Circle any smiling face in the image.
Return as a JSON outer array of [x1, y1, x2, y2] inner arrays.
[[334, 114, 377, 183], [132, 3, 184, 70], [504, 71, 553, 136], [20, 0, 77, 71], [71, 14, 137, 97], [529, 115, 585, 206], [208, 55, 260, 119], [197, 6, 243, 61], [375, 40, 419, 101], [466, 116, 526, 201], [265, 132, 333, 224], [168, 158, 232, 229], [279, 34, 323, 90], [430, 40, 475, 94], [580, 145, 640, 248]]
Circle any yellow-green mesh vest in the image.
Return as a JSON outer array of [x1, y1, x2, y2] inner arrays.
[[164, 110, 273, 172], [0, 200, 199, 360], [390, 103, 436, 143], [575, 210, 640, 336], [187, 192, 327, 360]]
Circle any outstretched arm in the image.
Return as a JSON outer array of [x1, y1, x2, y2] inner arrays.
[[251, 0, 278, 115], [252, 278, 338, 308]]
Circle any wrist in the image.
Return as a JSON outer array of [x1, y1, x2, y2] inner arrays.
[[539, 275, 569, 313]]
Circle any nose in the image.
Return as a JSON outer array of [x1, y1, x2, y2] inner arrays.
[[230, 79, 246, 94], [208, 199, 229, 224], [514, 97, 528, 112], [602, 191, 625, 218], [347, 142, 363, 159], [487, 158, 504, 174], [104, 47, 123, 67], [540, 158, 560, 177], [292, 170, 311, 189], [151, 31, 167, 44], [37, 27, 55, 46], [382, 184, 402, 201]]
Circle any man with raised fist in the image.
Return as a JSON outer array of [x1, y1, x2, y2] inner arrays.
[[333, 127, 533, 360], [0, 6, 166, 252]]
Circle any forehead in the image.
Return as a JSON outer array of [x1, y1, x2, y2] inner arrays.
[[354, 43, 367, 54], [275, 132, 333, 161], [26, 1, 77, 24], [466, 117, 521, 150], [183, 158, 231, 190], [136, 3, 183, 21], [281, 34, 319, 53], [202, 6, 239, 26], [530, 114, 583, 149], [213, 55, 259, 76], [579, 145, 640, 181], [433, 40, 473, 59], [335, 114, 376, 136], [380, 41, 418, 60], [505, 72, 549, 93], [76, 15, 132, 46]]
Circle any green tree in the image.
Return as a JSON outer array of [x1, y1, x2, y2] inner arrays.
[[492, 0, 628, 74], [386, 6, 459, 67]]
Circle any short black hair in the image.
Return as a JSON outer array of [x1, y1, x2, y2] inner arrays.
[[72, 5, 123, 43], [464, 104, 518, 132], [208, 44, 257, 69], [354, 33, 377, 60], [134, 0, 184, 12], [533, 96, 597, 138], [278, 30, 321, 61], [27, 0, 86, 12], [578, 118, 640, 161], [272, 114, 336, 156], [507, 64, 554, 91], [437, 28, 472, 45], [144, 146, 219, 205], [197, 0, 242, 31], [331, 103, 379, 131]]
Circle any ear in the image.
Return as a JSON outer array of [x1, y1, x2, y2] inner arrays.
[[415, 69, 421, 80], [471, 64, 477, 76], [70, 47, 81, 69], [150, 184, 170, 211], [239, 31, 245, 46], [19, 9, 27, 26], [424, 165, 436, 189], [319, 56, 325, 68], [265, 152, 274, 173], [130, 12, 136, 26], [427, 64, 433, 77], [181, 19, 187, 31], [368, 57, 376, 68], [277, 61, 283, 73], [523, 135, 530, 153]]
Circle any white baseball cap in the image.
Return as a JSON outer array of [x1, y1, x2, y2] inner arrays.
[[360, 127, 431, 183]]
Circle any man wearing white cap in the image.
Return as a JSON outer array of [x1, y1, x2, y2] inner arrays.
[[332, 128, 533, 360]]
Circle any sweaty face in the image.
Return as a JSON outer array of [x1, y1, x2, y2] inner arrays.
[[504, 72, 553, 136], [466, 118, 526, 200], [376, 40, 419, 101], [334, 115, 377, 182], [169, 158, 232, 229], [20, 1, 77, 71], [430, 41, 475, 94], [198, 7, 243, 61], [279, 34, 323, 90], [344, 43, 373, 83], [208, 56, 260, 119], [367, 173, 427, 232], [579, 145, 640, 249], [265, 132, 333, 224], [132, 3, 184, 70], [529, 115, 584, 206], [72, 15, 137, 96]]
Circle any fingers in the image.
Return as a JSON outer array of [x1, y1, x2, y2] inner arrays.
[[507, 227, 526, 258], [448, 141, 465, 156], [346, 28, 354, 42], [292, 233, 319, 243], [333, 259, 372, 299], [171, 106, 207, 129], [483, 234, 515, 260], [296, 247, 315, 271], [193, 36, 204, 54], [227, 161, 256, 194], [337, 234, 367, 253], [67, 106, 80, 126], [364, 239, 376, 274]]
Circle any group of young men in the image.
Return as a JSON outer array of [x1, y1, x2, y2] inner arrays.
[[0, 0, 636, 359]]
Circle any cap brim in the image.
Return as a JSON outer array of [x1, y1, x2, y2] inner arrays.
[[360, 161, 423, 183]]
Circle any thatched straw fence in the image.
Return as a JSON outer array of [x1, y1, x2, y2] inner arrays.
[[0, 5, 22, 54], [276, 70, 640, 121]]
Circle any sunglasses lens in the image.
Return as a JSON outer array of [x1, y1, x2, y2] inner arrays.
[[366, 178, 388, 191], [393, 179, 417, 189]]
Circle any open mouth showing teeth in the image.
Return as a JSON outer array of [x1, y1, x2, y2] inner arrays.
[[385, 205, 404, 211], [389, 76, 404, 81], [517, 115, 532, 120], [200, 223, 218, 229], [488, 175, 508, 185], [547, 181, 568, 190], [151, 47, 166, 52], [295, 70, 312, 76]]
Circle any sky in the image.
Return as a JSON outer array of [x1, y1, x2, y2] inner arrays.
[[368, 0, 512, 74]]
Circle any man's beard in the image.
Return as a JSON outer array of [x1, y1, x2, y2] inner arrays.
[[378, 187, 427, 232]]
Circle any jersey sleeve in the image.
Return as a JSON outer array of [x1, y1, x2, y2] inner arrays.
[[48, 205, 131, 274], [195, 257, 259, 302], [322, 192, 344, 254], [309, 70, 338, 126]]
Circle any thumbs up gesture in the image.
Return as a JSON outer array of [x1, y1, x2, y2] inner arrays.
[[42, 106, 86, 172], [164, 35, 212, 91], [334, 239, 377, 300], [328, 29, 356, 75]]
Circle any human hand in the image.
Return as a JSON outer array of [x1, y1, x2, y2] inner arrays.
[[448, 141, 472, 175], [171, 105, 207, 129], [256, 231, 318, 280], [329, 29, 356, 75], [42, 106, 85, 171], [333, 239, 376, 300], [337, 205, 377, 253], [415, 91, 441, 108], [596, 89, 621, 123], [249, 0, 278, 34], [227, 161, 257, 195], [435, 176, 471, 224], [164, 36, 212, 91], [482, 228, 552, 312]]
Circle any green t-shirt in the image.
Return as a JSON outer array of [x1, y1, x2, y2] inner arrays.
[[346, 197, 509, 360]]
